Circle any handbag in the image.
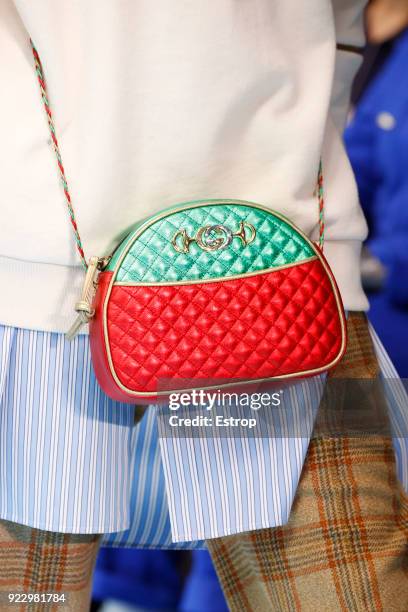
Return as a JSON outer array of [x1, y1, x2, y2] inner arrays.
[[31, 42, 347, 403]]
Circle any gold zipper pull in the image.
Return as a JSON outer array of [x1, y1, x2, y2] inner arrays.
[[66, 256, 107, 341]]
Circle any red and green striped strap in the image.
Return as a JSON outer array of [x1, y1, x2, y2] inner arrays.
[[30, 39, 325, 270], [31, 41, 88, 270], [317, 159, 324, 247]]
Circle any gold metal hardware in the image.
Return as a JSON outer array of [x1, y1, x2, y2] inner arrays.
[[172, 221, 256, 253], [171, 229, 195, 254], [196, 225, 233, 252], [234, 221, 256, 246]]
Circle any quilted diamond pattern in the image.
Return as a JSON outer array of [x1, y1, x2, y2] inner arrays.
[[105, 259, 344, 393], [109, 203, 314, 283]]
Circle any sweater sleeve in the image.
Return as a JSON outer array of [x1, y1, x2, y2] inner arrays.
[[313, 0, 369, 311]]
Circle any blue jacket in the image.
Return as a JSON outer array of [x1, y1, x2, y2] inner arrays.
[[93, 548, 184, 609], [345, 30, 408, 305]]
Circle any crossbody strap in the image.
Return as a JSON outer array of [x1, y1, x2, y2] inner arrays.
[[30, 39, 325, 271], [31, 41, 88, 269]]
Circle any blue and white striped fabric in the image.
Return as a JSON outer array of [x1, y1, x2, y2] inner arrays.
[[0, 325, 177, 547], [0, 323, 406, 548], [102, 405, 203, 550], [156, 378, 325, 542], [370, 324, 408, 491]]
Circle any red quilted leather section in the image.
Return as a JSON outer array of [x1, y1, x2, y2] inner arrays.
[[102, 259, 345, 394]]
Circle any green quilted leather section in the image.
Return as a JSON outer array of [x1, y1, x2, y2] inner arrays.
[[108, 201, 315, 283]]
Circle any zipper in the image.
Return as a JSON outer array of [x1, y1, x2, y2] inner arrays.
[[66, 255, 111, 340]]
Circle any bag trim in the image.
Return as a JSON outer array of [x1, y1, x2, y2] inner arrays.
[[112, 255, 319, 287]]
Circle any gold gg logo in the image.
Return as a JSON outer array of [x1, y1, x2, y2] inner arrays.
[[172, 222, 256, 253]]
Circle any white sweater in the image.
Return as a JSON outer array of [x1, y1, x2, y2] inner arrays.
[[0, 0, 369, 333]]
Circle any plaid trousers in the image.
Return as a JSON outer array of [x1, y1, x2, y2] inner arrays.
[[0, 521, 100, 611], [207, 314, 408, 611]]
